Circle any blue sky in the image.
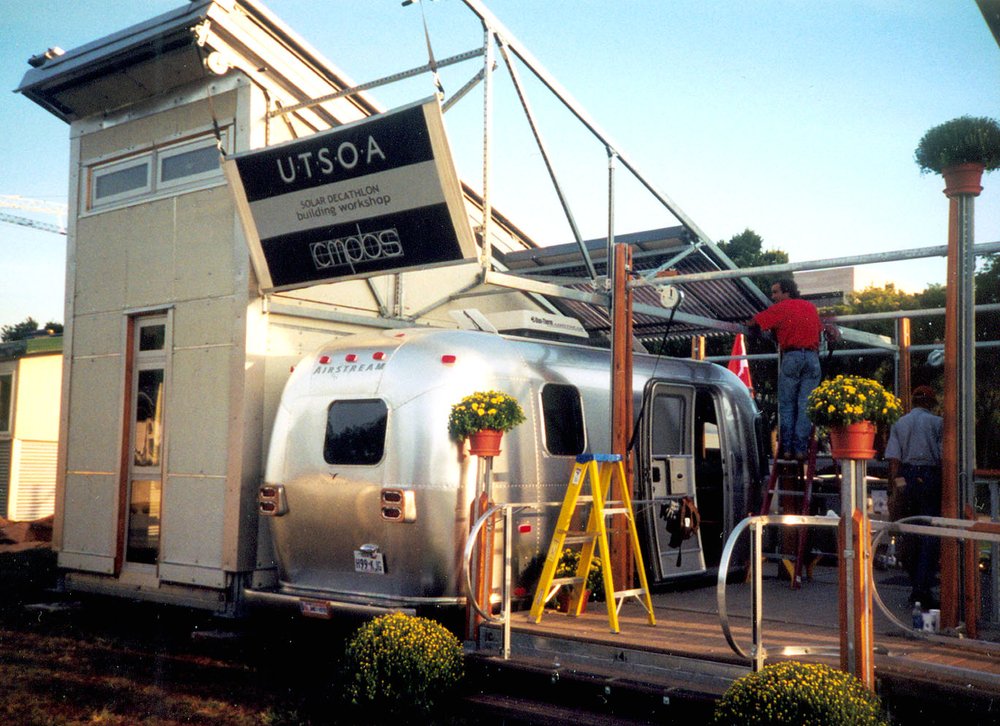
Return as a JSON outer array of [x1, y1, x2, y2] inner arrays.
[[1, 0, 998, 328]]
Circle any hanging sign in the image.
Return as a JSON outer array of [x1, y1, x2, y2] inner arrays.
[[224, 97, 476, 291]]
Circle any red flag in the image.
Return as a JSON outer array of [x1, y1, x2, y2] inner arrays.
[[727, 334, 754, 395]]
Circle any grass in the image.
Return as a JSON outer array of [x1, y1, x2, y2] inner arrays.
[[0, 548, 328, 725]]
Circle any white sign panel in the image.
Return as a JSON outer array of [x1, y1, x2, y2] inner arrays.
[[224, 98, 476, 291]]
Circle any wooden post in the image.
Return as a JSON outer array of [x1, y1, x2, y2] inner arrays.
[[690, 335, 706, 361], [610, 243, 634, 589], [896, 317, 911, 412]]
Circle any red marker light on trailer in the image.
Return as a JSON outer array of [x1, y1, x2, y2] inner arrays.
[[318, 355, 330, 365], [441, 354, 456, 364], [373, 351, 386, 361], [346, 354, 357, 362], [518, 523, 532, 534]]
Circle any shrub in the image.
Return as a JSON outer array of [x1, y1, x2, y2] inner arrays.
[[712, 661, 887, 726], [914, 115, 1000, 174], [343, 612, 464, 717]]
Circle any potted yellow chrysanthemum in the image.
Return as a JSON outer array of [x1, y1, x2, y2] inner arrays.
[[553, 548, 604, 611], [447, 389, 525, 457], [807, 375, 901, 459]]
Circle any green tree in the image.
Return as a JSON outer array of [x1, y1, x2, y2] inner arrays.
[[717, 228, 789, 292], [822, 268, 1000, 469], [1, 317, 40, 342]]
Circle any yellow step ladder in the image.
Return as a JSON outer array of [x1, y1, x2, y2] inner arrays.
[[529, 454, 655, 633]]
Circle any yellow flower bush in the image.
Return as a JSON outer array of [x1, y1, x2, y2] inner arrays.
[[555, 547, 603, 595], [807, 375, 901, 428], [712, 661, 887, 725], [343, 612, 464, 716], [447, 389, 526, 441]]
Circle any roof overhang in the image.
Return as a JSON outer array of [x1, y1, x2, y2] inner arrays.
[[15, 0, 379, 125]]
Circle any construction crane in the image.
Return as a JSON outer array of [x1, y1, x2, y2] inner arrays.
[[0, 195, 67, 235]]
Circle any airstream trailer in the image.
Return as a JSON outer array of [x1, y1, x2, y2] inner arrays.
[[247, 326, 766, 618]]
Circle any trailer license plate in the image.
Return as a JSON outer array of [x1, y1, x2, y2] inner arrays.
[[354, 550, 385, 574], [300, 599, 333, 619]]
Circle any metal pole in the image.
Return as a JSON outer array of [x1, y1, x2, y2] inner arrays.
[[957, 193, 977, 527], [840, 464, 856, 676], [502, 504, 512, 659], [479, 26, 493, 270], [839, 457, 874, 688], [607, 149, 617, 282], [751, 518, 765, 672], [941, 172, 981, 629]]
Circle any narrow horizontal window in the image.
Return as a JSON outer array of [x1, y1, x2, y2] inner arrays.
[[93, 160, 151, 203], [86, 127, 228, 211], [159, 142, 221, 185]]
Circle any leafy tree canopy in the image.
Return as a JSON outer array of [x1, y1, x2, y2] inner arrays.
[[717, 229, 790, 294], [1, 317, 63, 342], [2, 317, 39, 343]]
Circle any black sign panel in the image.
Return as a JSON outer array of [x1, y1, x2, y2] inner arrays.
[[224, 98, 475, 291]]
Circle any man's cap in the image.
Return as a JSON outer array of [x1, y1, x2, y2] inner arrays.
[[912, 385, 937, 403]]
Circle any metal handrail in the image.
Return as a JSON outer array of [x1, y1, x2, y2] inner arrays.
[[462, 496, 675, 659], [717, 513, 841, 670], [717, 513, 1000, 671], [462, 502, 509, 623], [870, 515, 1000, 648]]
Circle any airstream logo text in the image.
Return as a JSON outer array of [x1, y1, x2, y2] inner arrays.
[[312, 362, 386, 376], [310, 226, 403, 274]]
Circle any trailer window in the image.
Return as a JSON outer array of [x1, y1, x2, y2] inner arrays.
[[541, 384, 585, 455], [324, 399, 388, 465]]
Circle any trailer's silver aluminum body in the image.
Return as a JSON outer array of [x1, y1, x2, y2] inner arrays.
[[258, 327, 762, 616]]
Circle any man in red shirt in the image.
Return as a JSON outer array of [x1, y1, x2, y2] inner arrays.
[[748, 278, 822, 461]]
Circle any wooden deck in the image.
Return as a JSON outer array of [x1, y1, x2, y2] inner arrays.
[[476, 564, 1000, 722]]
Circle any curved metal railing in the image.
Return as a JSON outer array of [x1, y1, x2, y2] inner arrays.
[[717, 514, 841, 670], [717, 512, 1000, 670], [870, 515, 1000, 648]]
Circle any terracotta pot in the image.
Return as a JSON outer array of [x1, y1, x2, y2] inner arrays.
[[556, 588, 589, 613], [829, 421, 877, 460], [941, 162, 984, 198], [468, 429, 503, 457]]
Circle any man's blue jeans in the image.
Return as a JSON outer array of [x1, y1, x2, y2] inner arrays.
[[778, 350, 821, 456]]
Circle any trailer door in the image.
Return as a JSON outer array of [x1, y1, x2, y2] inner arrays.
[[640, 382, 706, 579]]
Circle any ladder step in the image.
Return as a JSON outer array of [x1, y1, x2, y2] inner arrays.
[[562, 533, 599, 545], [603, 507, 630, 516], [614, 588, 647, 599], [551, 576, 585, 587]]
